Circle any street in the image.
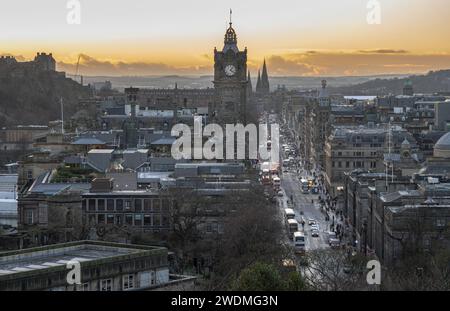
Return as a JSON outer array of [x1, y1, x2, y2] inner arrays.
[[280, 171, 330, 251]]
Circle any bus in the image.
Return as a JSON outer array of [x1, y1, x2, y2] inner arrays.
[[284, 208, 295, 220], [293, 231, 306, 254], [287, 219, 299, 237]]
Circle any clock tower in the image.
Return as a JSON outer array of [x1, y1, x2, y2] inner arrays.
[[212, 13, 248, 124]]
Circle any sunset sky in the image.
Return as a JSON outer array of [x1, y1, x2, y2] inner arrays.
[[1, 0, 450, 76]]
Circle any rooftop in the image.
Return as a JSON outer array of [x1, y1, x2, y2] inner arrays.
[[71, 137, 106, 145], [0, 240, 166, 280], [88, 149, 114, 154]]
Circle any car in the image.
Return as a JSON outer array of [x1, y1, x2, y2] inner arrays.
[[277, 191, 284, 197], [311, 229, 320, 237], [329, 238, 340, 248], [308, 218, 316, 225]]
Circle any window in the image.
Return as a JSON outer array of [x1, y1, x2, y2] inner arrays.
[[338, 161, 342, 168], [107, 199, 114, 211], [25, 210, 34, 224], [116, 199, 123, 211], [125, 214, 133, 225], [206, 222, 212, 233], [346, 161, 350, 168], [135, 214, 142, 226], [153, 214, 161, 227], [97, 214, 105, 224], [116, 215, 122, 225], [135, 199, 142, 212], [100, 279, 112, 291], [97, 199, 105, 211], [88, 199, 96, 211], [144, 199, 152, 211], [153, 199, 161, 212], [211, 222, 218, 233], [436, 219, 446, 228], [144, 215, 152, 226], [161, 199, 170, 212], [123, 274, 135, 290], [124, 200, 131, 210], [107, 214, 114, 224]]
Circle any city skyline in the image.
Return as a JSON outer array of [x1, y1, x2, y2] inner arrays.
[[1, 0, 450, 76]]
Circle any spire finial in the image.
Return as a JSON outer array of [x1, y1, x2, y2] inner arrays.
[[229, 8, 232, 25]]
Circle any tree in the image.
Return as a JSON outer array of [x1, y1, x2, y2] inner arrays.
[[233, 262, 285, 291], [164, 188, 211, 274], [232, 262, 307, 291], [303, 249, 368, 291], [207, 185, 289, 289]]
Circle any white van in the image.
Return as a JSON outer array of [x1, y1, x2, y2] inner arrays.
[[293, 231, 306, 253], [287, 219, 299, 236], [284, 208, 295, 220]]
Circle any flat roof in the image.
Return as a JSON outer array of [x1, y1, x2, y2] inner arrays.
[[0, 241, 166, 280], [88, 149, 114, 154]]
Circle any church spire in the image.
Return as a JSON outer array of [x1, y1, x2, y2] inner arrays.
[[259, 58, 270, 94], [247, 71, 253, 94], [256, 70, 261, 92]]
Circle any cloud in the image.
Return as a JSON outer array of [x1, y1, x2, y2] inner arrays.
[[262, 51, 450, 76], [3, 50, 450, 77], [264, 55, 322, 76], [358, 49, 409, 54], [57, 54, 212, 76]]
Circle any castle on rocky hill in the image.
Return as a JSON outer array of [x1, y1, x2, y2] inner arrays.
[[0, 52, 58, 78]]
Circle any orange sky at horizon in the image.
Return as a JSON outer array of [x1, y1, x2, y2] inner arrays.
[[1, 0, 450, 76]]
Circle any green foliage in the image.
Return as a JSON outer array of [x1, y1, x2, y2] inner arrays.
[[232, 262, 306, 291], [285, 271, 308, 291], [51, 166, 95, 182]]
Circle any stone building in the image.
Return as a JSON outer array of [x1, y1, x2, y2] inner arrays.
[[212, 19, 248, 124], [343, 170, 415, 257], [344, 136, 450, 265], [325, 125, 417, 196], [81, 178, 172, 239], [0, 240, 196, 291]]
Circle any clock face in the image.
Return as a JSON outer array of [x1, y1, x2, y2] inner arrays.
[[224, 65, 237, 76]]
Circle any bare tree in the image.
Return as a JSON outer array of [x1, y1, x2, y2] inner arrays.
[[207, 186, 289, 290], [303, 249, 369, 291]]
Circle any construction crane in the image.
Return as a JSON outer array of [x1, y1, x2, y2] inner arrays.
[[74, 54, 83, 85]]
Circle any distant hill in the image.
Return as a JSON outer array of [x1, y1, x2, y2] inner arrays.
[[80, 73, 409, 92], [0, 71, 92, 126], [329, 69, 450, 96]]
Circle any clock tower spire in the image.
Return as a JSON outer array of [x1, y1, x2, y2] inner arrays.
[[213, 12, 248, 124]]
